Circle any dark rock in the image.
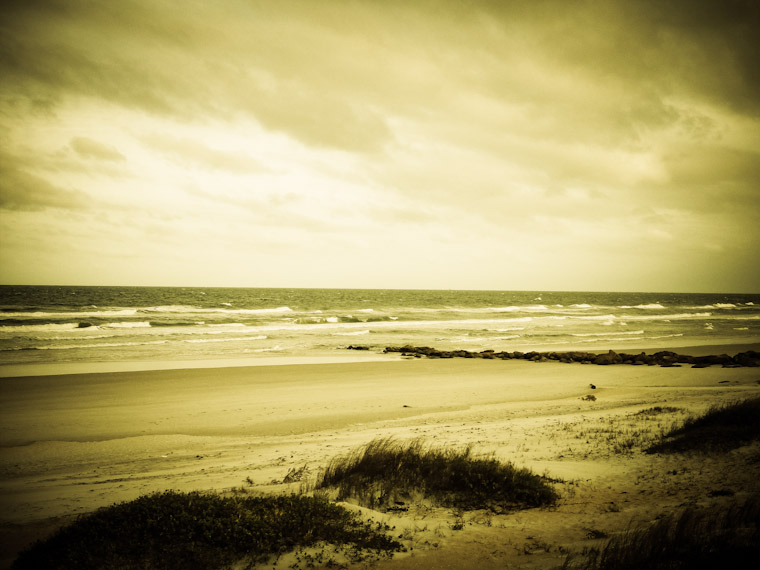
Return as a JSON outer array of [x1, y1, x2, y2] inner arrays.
[[77, 322, 94, 328], [347, 345, 370, 350], [593, 350, 623, 365], [653, 351, 679, 365], [733, 352, 760, 367]]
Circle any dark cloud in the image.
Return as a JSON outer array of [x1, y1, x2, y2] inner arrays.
[[0, 0, 395, 152], [0, 157, 90, 211], [70, 137, 125, 162]]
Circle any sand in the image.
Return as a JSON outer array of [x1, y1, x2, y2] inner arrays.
[[1, 346, 760, 568]]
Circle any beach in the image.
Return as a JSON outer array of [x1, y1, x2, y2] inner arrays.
[[2, 346, 759, 568]]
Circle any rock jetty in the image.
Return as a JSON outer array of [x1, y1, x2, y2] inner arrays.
[[381, 346, 760, 368]]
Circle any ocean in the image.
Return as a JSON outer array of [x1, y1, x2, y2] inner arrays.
[[1, 286, 758, 374]]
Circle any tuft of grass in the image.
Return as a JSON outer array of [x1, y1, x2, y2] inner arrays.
[[314, 437, 558, 512], [646, 397, 760, 454], [562, 495, 760, 570], [632, 406, 681, 417], [12, 491, 402, 570]]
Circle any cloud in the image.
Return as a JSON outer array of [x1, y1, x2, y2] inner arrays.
[[140, 133, 264, 173], [70, 137, 125, 162], [0, 0, 758, 291], [0, 156, 90, 212]]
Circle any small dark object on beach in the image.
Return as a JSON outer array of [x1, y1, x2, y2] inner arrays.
[[347, 345, 370, 350], [589, 384, 596, 390]]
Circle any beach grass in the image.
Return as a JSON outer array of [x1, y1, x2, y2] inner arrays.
[[11, 491, 402, 570], [314, 437, 559, 512], [646, 397, 760, 454], [561, 495, 760, 569]]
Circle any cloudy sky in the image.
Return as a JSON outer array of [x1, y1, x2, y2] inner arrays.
[[1, 0, 758, 292]]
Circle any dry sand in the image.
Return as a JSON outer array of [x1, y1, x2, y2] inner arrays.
[[1, 347, 760, 569]]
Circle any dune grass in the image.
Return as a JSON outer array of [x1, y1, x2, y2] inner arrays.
[[314, 437, 559, 512], [562, 495, 760, 570], [12, 491, 402, 570], [646, 397, 760, 454]]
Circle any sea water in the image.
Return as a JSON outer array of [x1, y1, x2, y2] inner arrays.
[[1, 286, 758, 373]]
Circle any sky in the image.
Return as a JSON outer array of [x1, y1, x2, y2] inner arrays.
[[1, 0, 759, 293]]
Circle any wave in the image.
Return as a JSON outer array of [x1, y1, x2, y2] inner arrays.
[[694, 303, 738, 310], [101, 321, 152, 329], [490, 305, 547, 312], [247, 345, 282, 353], [570, 304, 593, 309], [142, 305, 293, 315], [575, 314, 618, 321], [17, 340, 170, 351], [437, 334, 521, 343], [572, 330, 645, 337], [1, 309, 139, 319], [618, 303, 666, 309], [184, 336, 268, 344], [620, 312, 712, 321], [47, 334, 114, 341], [0, 323, 83, 332], [333, 330, 371, 336]]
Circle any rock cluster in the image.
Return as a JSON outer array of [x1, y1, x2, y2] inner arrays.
[[381, 346, 760, 368]]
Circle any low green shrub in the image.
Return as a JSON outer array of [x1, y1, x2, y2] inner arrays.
[[314, 437, 558, 511], [562, 495, 760, 569], [646, 397, 760, 454], [13, 491, 402, 570]]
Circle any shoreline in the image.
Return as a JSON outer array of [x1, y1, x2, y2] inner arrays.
[[1, 341, 758, 379]]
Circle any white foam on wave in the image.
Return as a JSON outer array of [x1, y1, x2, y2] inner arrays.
[[48, 333, 113, 341], [491, 305, 547, 312], [695, 303, 737, 309], [333, 330, 371, 336], [3, 309, 138, 319], [572, 330, 644, 337], [143, 305, 293, 315], [576, 314, 617, 321], [619, 303, 666, 310], [184, 336, 268, 344], [33, 340, 169, 350], [357, 308, 375, 313], [570, 304, 592, 308], [246, 345, 282, 353], [102, 321, 152, 329], [439, 334, 521, 343], [0, 323, 82, 332], [734, 327, 749, 331], [621, 312, 712, 321]]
